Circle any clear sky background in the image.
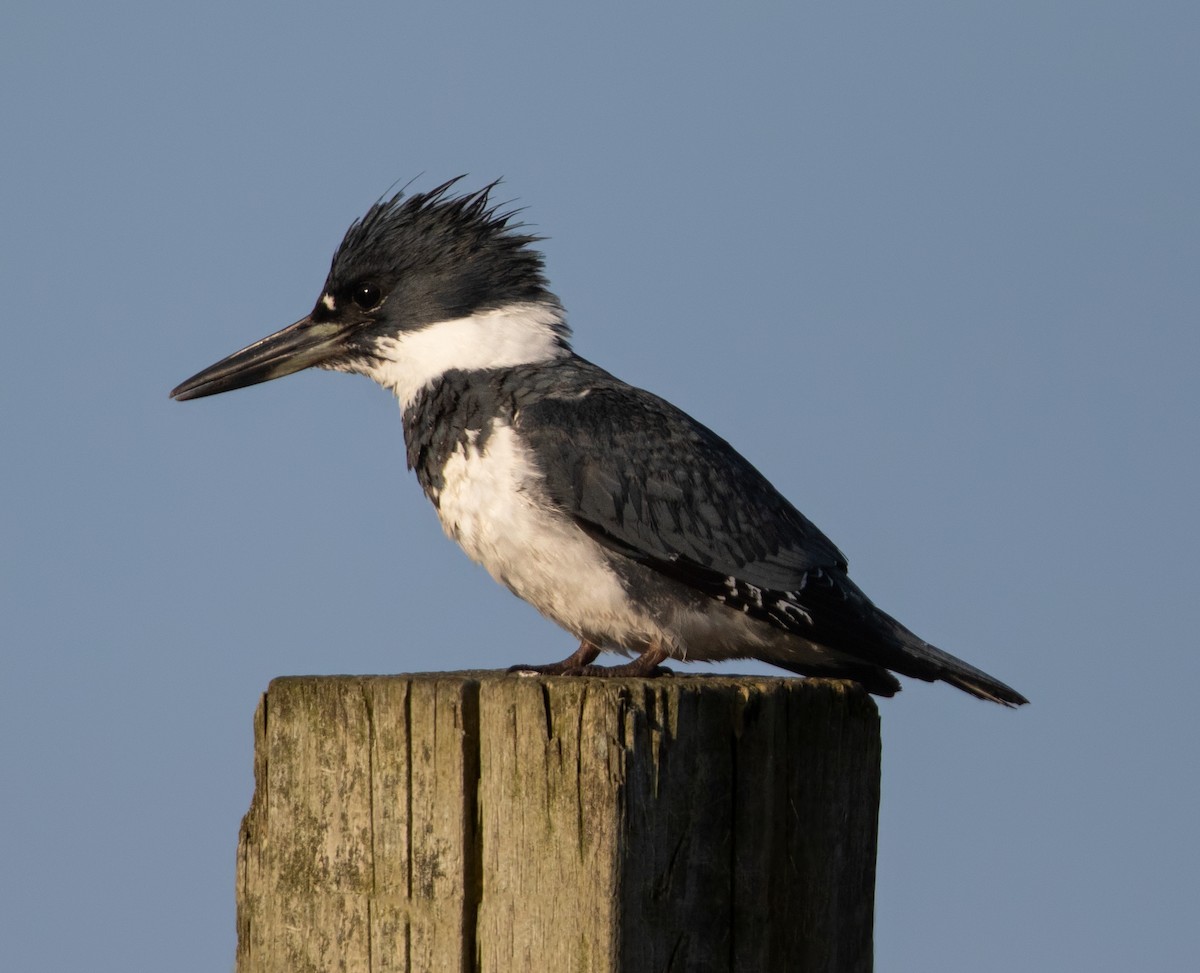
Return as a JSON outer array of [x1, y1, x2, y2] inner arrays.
[[2, 2, 1196, 970]]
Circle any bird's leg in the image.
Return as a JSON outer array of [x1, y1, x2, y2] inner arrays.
[[508, 639, 601, 676], [508, 640, 673, 678], [570, 640, 672, 678]]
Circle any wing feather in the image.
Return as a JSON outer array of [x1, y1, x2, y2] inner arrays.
[[518, 379, 847, 592]]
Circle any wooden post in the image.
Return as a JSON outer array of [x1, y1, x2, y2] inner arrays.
[[236, 672, 881, 973]]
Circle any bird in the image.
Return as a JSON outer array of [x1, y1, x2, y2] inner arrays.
[[171, 176, 1027, 706]]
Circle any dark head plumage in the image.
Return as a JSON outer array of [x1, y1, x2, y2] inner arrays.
[[320, 176, 558, 326]]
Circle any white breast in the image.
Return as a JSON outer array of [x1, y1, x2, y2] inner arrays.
[[427, 420, 837, 668], [433, 421, 656, 649]]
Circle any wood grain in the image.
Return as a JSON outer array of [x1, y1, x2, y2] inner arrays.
[[236, 672, 879, 973]]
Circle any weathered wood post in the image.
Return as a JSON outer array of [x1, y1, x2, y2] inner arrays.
[[236, 672, 881, 973]]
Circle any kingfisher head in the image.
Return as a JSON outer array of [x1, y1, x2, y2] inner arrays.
[[171, 177, 571, 406]]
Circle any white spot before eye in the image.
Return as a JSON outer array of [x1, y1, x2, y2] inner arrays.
[[321, 293, 336, 311]]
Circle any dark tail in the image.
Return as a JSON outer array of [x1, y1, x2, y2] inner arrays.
[[827, 570, 1030, 706], [900, 636, 1029, 706], [866, 601, 1028, 706]]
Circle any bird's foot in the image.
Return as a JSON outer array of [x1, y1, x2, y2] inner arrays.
[[508, 639, 601, 676], [564, 662, 674, 678], [508, 640, 672, 678]]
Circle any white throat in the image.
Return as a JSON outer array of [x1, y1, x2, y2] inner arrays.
[[357, 302, 569, 408]]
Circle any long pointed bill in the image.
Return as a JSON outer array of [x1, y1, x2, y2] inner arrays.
[[170, 317, 345, 401]]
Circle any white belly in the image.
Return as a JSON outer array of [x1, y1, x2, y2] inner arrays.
[[432, 421, 656, 649], [428, 420, 839, 670]]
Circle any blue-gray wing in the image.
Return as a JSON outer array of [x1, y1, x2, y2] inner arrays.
[[517, 379, 848, 597]]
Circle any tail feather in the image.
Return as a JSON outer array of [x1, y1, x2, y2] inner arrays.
[[899, 637, 1029, 706], [817, 571, 1030, 705], [804, 574, 1029, 706]]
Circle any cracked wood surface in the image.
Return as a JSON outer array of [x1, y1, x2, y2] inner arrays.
[[236, 672, 880, 973]]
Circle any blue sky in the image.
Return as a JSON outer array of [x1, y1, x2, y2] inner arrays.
[[2, 2, 1197, 970]]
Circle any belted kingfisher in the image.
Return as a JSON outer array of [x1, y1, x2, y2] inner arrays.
[[171, 177, 1026, 705]]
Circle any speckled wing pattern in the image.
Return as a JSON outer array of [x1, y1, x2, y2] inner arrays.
[[516, 366, 910, 660]]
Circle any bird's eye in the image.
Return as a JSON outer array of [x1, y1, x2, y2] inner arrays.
[[352, 283, 382, 309]]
